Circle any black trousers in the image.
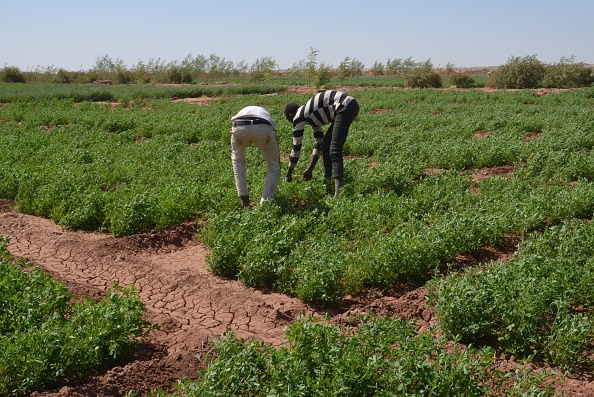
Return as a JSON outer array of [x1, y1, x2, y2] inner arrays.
[[322, 99, 360, 179]]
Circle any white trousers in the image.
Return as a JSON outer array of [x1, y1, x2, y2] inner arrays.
[[231, 123, 280, 204]]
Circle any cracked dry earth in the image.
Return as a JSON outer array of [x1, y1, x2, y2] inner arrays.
[[0, 198, 429, 396], [1, 198, 593, 397]]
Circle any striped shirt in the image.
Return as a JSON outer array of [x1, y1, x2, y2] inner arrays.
[[288, 90, 354, 169]]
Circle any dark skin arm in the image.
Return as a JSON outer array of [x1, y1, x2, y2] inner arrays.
[[302, 155, 318, 181], [286, 155, 318, 182]]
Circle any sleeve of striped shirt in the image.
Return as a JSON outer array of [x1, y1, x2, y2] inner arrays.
[[311, 126, 324, 158], [288, 120, 307, 169]]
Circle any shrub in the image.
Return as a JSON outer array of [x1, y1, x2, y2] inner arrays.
[[290, 235, 352, 304], [56, 68, 72, 84], [542, 56, 594, 88], [115, 69, 135, 85], [167, 67, 193, 84], [405, 69, 443, 88], [1, 66, 26, 83], [487, 55, 545, 89], [449, 73, 475, 88]]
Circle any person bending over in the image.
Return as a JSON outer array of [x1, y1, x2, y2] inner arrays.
[[230, 106, 280, 207], [284, 90, 359, 197]]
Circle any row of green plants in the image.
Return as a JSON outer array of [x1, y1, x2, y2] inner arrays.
[[0, 82, 284, 104], [155, 315, 554, 397], [1, 49, 364, 86], [430, 220, 594, 372], [2, 84, 594, 393], [1, 63, 473, 89], [2, 87, 594, 288], [0, 235, 153, 396], [202, 171, 594, 306]]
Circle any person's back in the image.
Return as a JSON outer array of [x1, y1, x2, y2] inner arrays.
[[230, 106, 280, 207]]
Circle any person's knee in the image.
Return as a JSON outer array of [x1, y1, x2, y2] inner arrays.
[[329, 151, 342, 162]]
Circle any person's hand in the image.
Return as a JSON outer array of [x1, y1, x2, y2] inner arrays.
[[303, 155, 317, 182], [303, 169, 313, 181]]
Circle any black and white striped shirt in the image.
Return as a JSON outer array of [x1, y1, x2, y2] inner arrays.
[[289, 90, 354, 169]]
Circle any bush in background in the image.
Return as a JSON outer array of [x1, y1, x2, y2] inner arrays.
[[449, 73, 475, 88], [405, 69, 443, 88], [488, 55, 545, 89], [1, 66, 26, 83], [542, 56, 594, 88]]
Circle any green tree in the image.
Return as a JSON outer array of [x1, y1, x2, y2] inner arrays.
[[404, 58, 442, 88], [445, 62, 455, 76], [386, 58, 402, 76], [91, 55, 133, 83], [304, 47, 319, 86], [92, 55, 116, 80], [249, 57, 278, 83], [371, 61, 385, 76], [206, 53, 234, 82], [337, 57, 352, 82], [402, 56, 417, 72], [315, 63, 332, 88], [234, 60, 249, 76], [350, 58, 365, 77]]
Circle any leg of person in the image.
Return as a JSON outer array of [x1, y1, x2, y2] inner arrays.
[[231, 126, 251, 207], [253, 124, 280, 204], [329, 100, 360, 197], [322, 123, 334, 178]]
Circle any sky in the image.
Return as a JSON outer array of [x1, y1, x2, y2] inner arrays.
[[1, 0, 593, 72]]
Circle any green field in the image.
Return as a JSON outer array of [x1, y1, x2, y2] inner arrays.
[[1, 82, 593, 395]]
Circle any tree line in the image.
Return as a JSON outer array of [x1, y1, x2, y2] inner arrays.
[[2, 48, 592, 89]]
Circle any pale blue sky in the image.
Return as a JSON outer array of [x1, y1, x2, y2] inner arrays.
[[1, 0, 592, 71]]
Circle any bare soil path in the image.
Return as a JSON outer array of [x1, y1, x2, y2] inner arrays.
[[1, 199, 592, 396]]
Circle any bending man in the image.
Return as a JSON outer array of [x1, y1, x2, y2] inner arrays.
[[284, 90, 359, 197], [230, 106, 280, 207]]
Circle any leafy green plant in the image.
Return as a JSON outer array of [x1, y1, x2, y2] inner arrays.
[[546, 305, 594, 372], [289, 235, 356, 304], [171, 315, 553, 396], [429, 220, 594, 371], [0, 234, 154, 396]]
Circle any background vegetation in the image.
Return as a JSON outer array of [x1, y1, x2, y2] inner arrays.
[[2, 50, 592, 89]]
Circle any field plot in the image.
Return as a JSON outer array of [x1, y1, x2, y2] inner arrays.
[[1, 83, 594, 396]]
